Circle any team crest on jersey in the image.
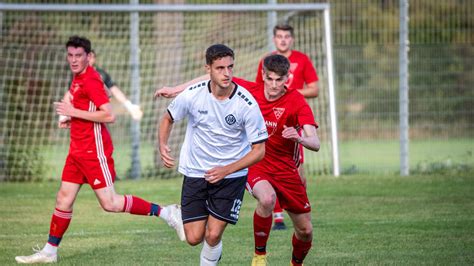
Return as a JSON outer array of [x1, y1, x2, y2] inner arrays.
[[70, 82, 80, 94], [225, 114, 236, 125], [273, 107, 285, 120]]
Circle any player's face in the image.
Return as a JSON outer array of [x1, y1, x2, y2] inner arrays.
[[273, 30, 294, 53], [263, 70, 288, 100], [67, 46, 89, 75], [206, 56, 234, 90]]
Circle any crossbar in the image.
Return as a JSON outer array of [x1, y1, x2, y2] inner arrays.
[[0, 3, 329, 12]]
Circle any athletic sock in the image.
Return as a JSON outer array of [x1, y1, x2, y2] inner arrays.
[[273, 198, 284, 223], [47, 208, 72, 250], [123, 195, 161, 216], [291, 233, 312, 266], [200, 240, 222, 266], [253, 211, 272, 255], [42, 243, 57, 255]]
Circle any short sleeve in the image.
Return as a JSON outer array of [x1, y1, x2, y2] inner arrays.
[[303, 56, 319, 84], [296, 97, 318, 129], [84, 78, 109, 108], [243, 105, 268, 144], [102, 71, 115, 88], [167, 87, 191, 121]]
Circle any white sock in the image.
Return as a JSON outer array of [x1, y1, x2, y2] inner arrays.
[[42, 243, 57, 255], [159, 205, 170, 221], [200, 240, 222, 266]]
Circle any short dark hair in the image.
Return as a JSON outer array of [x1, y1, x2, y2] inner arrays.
[[66, 35, 92, 54], [205, 44, 234, 65], [273, 24, 294, 37], [263, 54, 290, 77]]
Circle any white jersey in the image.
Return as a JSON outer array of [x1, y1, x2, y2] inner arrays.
[[167, 80, 268, 178]]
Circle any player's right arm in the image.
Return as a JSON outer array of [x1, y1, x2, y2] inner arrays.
[[154, 74, 209, 98], [58, 91, 73, 128], [158, 111, 175, 168]]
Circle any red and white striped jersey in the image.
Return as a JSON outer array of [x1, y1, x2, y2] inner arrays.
[[68, 66, 113, 159]]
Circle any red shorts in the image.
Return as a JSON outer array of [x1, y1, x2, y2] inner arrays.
[[62, 154, 116, 189], [246, 168, 311, 214]]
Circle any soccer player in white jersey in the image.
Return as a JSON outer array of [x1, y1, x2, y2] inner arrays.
[[156, 54, 320, 266], [158, 44, 268, 265]]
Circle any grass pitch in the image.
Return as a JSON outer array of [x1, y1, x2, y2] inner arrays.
[[1, 173, 473, 265]]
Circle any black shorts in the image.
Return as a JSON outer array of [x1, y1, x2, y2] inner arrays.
[[181, 175, 246, 225]]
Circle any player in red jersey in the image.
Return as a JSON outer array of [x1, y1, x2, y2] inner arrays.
[[256, 24, 320, 230], [155, 54, 320, 266], [15, 36, 184, 264]]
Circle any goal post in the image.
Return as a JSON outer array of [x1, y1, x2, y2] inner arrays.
[[0, 3, 339, 180]]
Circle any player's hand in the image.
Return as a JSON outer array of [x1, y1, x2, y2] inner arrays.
[[282, 125, 300, 142], [154, 86, 177, 99], [204, 166, 229, 184], [58, 120, 71, 129], [54, 100, 75, 117], [127, 104, 143, 121], [159, 144, 175, 168]]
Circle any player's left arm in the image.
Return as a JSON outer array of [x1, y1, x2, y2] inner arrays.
[[282, 124, 320, 152], [298, 81, 319, 98], [109, 85, 143, 121], [297, 55, 319, 98], [204, 141, 265, 184], [54, 101, 115, 123]]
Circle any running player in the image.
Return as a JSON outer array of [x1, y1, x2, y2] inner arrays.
[[256, 24, 319, 230], [15, 36, 184, 264], [158, 44, 268, 265]]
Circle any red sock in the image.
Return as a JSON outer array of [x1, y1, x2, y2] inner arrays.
[[253, 211, 272, 255], [273, 198, 284, 223], [48, 208, 72, 246], [291, 233, 312, 265], [123, 195, 161, 216]]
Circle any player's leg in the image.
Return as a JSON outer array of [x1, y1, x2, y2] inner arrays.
[[287, 211, 313, 266], [15, 155, 83, 264], [93, 183, 185, 241], [200, 216, 227, 266], [250, 179, 276, 265], [181, 176, 212, 245], [82, 155, 184, 241], [272, 197, 286, 230], [200, 175, 246, 265]]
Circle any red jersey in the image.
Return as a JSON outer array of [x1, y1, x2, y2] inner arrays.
[[233, 77, 317, 173], [255, 50, 319, 92], [69, 66, 113, 159]]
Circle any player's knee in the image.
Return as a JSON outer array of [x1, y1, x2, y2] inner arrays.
[[55, 190, 74, 210], [205, 232, 221, 247], [258, 192, 276, 210], [186, 235, 203, 246], [295, 223, 313, 240]]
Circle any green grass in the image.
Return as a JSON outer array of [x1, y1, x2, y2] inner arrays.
[[339, 138, 474, 174], [1, 173, 473, 265], [39, 138, 474, 181]]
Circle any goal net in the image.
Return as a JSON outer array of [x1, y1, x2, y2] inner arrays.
[[0, 4, 336, 181]]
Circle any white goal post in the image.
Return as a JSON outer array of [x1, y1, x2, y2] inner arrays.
[[0, 3, 339, 179]]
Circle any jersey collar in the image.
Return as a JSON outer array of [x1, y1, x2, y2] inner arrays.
[[206, 80, 238, 99]]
